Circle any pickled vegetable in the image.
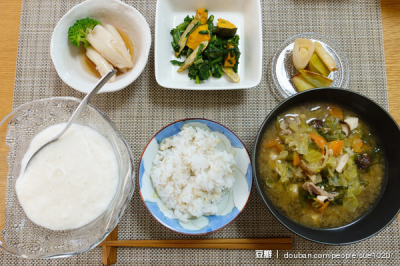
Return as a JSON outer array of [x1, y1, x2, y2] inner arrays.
[[292, 38, 314, 70], [291, 73, 315, 92], [314, 42, 338, 71], [299, 70, 333, 88], [309, 53, 330, 77]]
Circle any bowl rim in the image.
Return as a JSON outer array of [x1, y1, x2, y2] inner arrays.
[[50, 0, 152, 94], [137, 117, 253, 235], [0, 96, 136, 258], [252, 87, 400, 245]]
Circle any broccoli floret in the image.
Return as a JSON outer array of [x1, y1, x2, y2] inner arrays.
[[68, 18, 101, 48]]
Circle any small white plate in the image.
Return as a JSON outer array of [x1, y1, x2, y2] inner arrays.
[[51, 0, 151, 93], [155, 0, 262, 90]]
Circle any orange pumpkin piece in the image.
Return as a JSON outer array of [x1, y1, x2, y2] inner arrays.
[[196, 8, 208, 24], [186, 24, 211, 50], [224, 44, 236, 68], [216, 18, 237, 38]]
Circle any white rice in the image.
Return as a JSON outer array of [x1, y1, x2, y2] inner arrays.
[[150, 126, 236, 222]]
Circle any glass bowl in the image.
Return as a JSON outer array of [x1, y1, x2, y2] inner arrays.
[[0, 97, 135, 258], [270, 33, 350, 98]]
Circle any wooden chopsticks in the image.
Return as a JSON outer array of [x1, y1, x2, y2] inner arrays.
[[100, 238, 292, 250]]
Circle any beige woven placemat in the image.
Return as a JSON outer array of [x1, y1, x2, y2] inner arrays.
[[2, 0, 398, 265]]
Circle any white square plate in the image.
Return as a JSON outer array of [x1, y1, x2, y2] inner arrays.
[[155, 0, 262, 90]]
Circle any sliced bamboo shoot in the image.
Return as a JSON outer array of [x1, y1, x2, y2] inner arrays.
[[291, 73, 315, 92], [222, 67, 240, 83], [177, 41, 209, 72], [299, 70, 333, 88], [292, 39, 314, 70], [314, 42, 338, 71], [309, 53, 330, 77]]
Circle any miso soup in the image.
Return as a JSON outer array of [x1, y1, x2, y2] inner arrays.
[[257, 102, 385, 228]]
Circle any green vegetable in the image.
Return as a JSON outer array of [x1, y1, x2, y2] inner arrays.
[[178, 16, 193, 30], [186, 21, 201, 37], [210, 57, 223, 65], [289, 122, 299, 132], [68, 18, 101, 48], [304, 149, 323, 163], [343, 163, 358, 182], [276, 161, 289, 183], [171, 10, 240, 83], [277, 150, 289, 160], [348, 180, 363, 196], [207, 15, 215, 35], [343, 192, 359, 212], [320, 115, 345, 141], [170, 60, 184, 66], [170, 16, 194, 54]]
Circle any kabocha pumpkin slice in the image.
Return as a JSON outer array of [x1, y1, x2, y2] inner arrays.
[[308, 53, 330, 77], [196, 8, 208, 24], [292, 38, 314, 70], [222, 67, 240, 83], [186, 24, 211, 50], [178, 41, 209, 72], [314, 42, 338, 71], [224, 44, 236, 68], [299, 70, 333, 88], [291, 73, 316, 92], [216, 19, 237, 38]]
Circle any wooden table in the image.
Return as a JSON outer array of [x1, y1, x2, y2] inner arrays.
[[0, 0, 399, 257]]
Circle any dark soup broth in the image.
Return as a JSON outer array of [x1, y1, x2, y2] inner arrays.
[[257, 102, 385, 228]]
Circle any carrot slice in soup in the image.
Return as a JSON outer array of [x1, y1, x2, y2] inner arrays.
[[309, 132, 327, 149], [273, 144, 285, 153], [319, 201, 330, 212], [328, 106, 343, 120], [351, 137, 363, 153], [328, 140, 344, 156], [263, 138, 280, 149], [293, 152, 300, 166]]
